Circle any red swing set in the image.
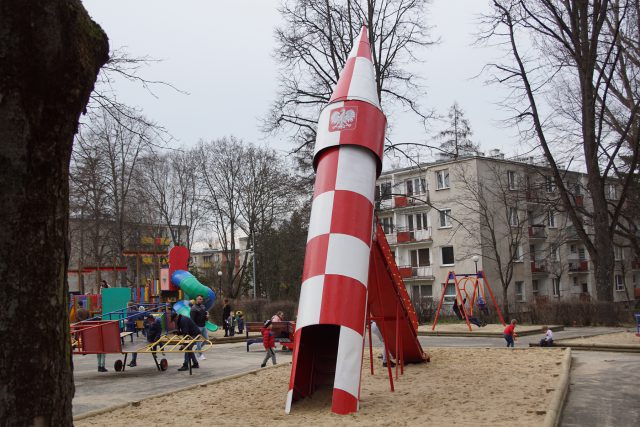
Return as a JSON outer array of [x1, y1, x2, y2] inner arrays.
[[432, 271, 506, 331]]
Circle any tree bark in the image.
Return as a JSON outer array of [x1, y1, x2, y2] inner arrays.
[[0, 1, 108, 425]]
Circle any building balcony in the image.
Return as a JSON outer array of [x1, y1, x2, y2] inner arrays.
[[393, 227, 432, 245], [530, 260, 548, 274], [398, 265, 434, 280], [528, 225, 547, 239], [568, 260, 589, 273]]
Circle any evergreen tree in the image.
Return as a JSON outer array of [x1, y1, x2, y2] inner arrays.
[[438, 102, 479, 159]]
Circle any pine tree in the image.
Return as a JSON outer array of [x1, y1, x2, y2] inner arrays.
[[438, 102, 479, 159]]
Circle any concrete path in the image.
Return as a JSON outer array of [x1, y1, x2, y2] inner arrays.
[[560, 351, 640, 427], [72, 336, 291, 416]]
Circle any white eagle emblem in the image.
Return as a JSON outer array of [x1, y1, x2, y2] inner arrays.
[[329, 107, 357, 131]]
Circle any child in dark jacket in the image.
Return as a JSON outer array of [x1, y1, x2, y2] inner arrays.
[[260, 319, 276, 367]]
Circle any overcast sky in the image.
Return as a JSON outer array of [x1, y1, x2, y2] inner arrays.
[[83, 0, 522, 161]]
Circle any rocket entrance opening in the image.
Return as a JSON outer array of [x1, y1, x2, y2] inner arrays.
[[290, 324, 339, 403]]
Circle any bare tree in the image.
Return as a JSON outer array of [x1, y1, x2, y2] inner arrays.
[[197, 138, 248, 297], [482, 0, 640, 301], [70, 130, 114, 289], [437, 102, 480, 159], [0, 1, 108, 424], [76, 106, 157, 285], [138, 148, 204, 251], [266, 0, 435, 153]]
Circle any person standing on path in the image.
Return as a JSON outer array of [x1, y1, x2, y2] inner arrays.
[[128, 314, 162, 367], [260, 320, 277, 367], [222, 299, 232, 337], [503, 319, 517, 348], [170, 312, 200, 371], [190, 295, 208, 360]]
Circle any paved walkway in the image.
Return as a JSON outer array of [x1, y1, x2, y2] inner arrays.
[[72, 336, 292, 416], [560, 350, 640, 427]]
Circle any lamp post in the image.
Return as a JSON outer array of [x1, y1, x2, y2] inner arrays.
[[472, 255, 479, 274], [217, 270, 223, 297]]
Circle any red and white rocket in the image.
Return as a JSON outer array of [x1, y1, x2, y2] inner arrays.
[[286, 26, 386, 415]]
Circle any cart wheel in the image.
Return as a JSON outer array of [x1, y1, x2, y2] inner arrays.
[[114, 359, 124, 372], [160, 358, 168, 371]]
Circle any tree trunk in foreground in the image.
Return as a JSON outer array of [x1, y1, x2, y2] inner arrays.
[[0, 1, 108, 425]]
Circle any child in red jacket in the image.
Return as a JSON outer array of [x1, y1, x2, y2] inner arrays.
[[260, 319, 277, 367], [504, 319, 518, 348]]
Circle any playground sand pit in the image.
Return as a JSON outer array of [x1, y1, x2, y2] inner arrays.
[[76, 347, 566, 427], [559, 331, 640, 347]]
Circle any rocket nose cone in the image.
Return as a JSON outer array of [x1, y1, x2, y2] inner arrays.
[[329, 25, 380, 108]]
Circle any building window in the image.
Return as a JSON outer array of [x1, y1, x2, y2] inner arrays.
[[608, 184, 617, 200], [552, 278, 560, 297], [376, 182, 392, 201], [578, 247, 586, 261], [548, 210, 556, 228], [515, 245, 524, 262], [439, 209, 452, 228], [546, 176, 556, 193], [412, 284, 433, 300], [581, 282, 588, 293], [410, 248, 430, 267], [615, 275, 624, 291], [441, 246, 455, 265], [570, 244, 577, 254], [515, 281, 525, 301], [406, 179, 414, 196], [614, 246, 623, 261], [407, 177, 427, 195], [550, 247, 559, 262], [436, 169, 450, 190], [407, 212, 429, 230], [532, 280, 539, 295], [509, 207, 519, 226], [381, 216, 394, 234], [507, 170, 517, 190]]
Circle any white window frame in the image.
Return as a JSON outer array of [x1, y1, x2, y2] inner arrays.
[[614, 274, 625, 291], [515, 281, 525, 302], [552, 278, 560, 297], [548, 210, 556, 228], [507, 170, 517, 190], [546, 176, 556, 193], [509, 207, 519, 226], [614, 246, 623, 261], [608, 184, 617, 200], [439, 209, 452, 228], [515, 245, 524, 262], [436, 169, 450, 190], [441, 246, 455, 266], [532, 279, 539, 295]]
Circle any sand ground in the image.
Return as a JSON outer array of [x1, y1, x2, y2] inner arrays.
[[76, 347, 566, 427], [559, 331, 640, 347]]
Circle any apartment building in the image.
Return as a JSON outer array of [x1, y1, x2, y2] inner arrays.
[[375, 153, 639, 312]]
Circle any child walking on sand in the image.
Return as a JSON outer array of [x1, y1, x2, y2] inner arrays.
[[503, 319, 517, 348], [260, 319, 277, 367]]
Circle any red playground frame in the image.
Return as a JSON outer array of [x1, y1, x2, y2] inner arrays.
[[432, 271, 506, 331]]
